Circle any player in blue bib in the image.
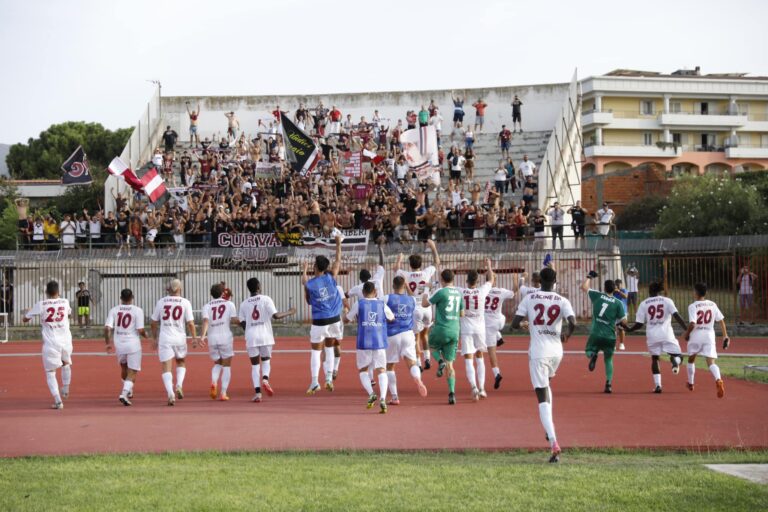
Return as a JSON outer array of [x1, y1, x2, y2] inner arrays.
[[346, 282, 395, 414], [383, 276, 428, 404], [302, 235, 344, 395]]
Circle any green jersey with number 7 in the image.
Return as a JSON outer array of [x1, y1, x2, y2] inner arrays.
[[588, 289, 626, 340]]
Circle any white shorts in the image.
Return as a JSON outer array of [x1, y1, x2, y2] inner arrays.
[[247, 345, 273, 359], [209, 343, 234, 361], [146, 229, 158, 242], [529, 356, 562, 389], [356, 349, 387, 370], [414, 306, 433, 333], [117, 351, 142, 371], [309, 321, 343, 343], [42, 344, 72, 372], [647, 339, 682, 356], [461, 332, 487, 355], [158, 344, 187, 362], [484, 315, 505, 348], [687, 340, 717, 359], [386, 331, 417, 363]]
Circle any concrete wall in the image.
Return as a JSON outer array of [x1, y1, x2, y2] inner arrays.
[[160, 83, 569, 143]]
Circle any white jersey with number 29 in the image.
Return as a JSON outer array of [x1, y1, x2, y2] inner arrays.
[[515, 291, 574, 359]]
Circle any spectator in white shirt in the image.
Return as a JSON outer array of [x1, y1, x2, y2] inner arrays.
[[519, 154, 536, 179], [595, 202, 615, 237], [493, 163, 507, 195], [429, 109, 444, 141], [546, 202, 566, 249]]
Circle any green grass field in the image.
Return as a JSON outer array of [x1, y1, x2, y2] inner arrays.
[[696, 356, 768, 384], [1, 450, 766, 511]]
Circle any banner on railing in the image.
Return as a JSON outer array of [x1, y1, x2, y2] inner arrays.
[[343, 151, 362, 178], [254, 162, 282, 179], [296, 229, 370, 263]]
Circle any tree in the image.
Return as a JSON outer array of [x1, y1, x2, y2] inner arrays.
[[615, 195, 668, 231], [654, 174, 768, 238], [6, 122, 131, 180]]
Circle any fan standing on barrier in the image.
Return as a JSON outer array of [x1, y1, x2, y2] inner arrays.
[[105, 288, 149, 406]]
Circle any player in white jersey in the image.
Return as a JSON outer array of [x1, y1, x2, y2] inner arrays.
[[239, 277, 296, 402], [23, 280, 73, 410], [150, 279, 198, 406], [682, 282, 730, 398], [105, 288, 149, 406], [395, 239, 440, 370], [511, 268, 575, 463], [626, 281, 688, 393], [460, 259, 494, 401], [200, 283, 239, 401], [484, 284, 515, 390], [515, 271, 541, 299]]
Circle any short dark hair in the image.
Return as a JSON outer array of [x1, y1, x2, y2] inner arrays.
[[315, 255, 330, 273], [540, 268, 556, 286], [694, 282, 707, 297], [441, 269, 454, 284], [363, 281, 376, 297], [359, 269, 371, 283], [648, 281, 663, 296], [604, 280, 616, 294], [210, 283, 224, 299], [45, 281, 59, 297], [408, 254, 423, 270], [531, 271, 541, 285], [393, 276, 405, 289], [247, 277, 260, 294], [78, 281, 85, 286], [614, 279, 623, 286], [120, 288, 133, 302], [467, 270, 479, 286]]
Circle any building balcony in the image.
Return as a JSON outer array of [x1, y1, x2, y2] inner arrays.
[[584, 143, 682, 158], [725, 145, 768, 159], [582, 109, 613, 126], [659, 111, 748, 129]]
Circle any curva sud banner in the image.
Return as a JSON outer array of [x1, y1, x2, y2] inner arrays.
[[215, 229, 370, 264]]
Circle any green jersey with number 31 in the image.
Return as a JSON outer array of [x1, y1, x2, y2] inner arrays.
[[588, 289, 626, 340], [429, 286, 464, 338]]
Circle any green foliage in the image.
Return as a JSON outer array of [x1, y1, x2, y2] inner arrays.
[[616, 195, 668, 231], [654, 175, 768, 238], [51, 172, 106, 214], [737, 169, 768, 205], [6, 122, 131, 180], [0, 199, 19, 250]]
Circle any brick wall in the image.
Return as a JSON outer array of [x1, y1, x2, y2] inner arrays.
[[582, 166, 668, 214]]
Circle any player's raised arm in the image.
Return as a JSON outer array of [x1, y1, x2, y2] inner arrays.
[[331, 235, 342, 278], [378, 238, 385, 268], [427, 239, 440, 268], [302, 261, 311, 304], [512, 272, 522, 293], [581, 271, 598, 293], [486, 259, 495, 287], [394, 253, 403, 273]]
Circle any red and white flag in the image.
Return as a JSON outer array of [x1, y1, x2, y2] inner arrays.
[[108, 157, 143, 192], [139, 167, 169, 204]]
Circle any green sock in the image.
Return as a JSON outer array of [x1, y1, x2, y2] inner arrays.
[[605, 354, 614, 382], [447, 376, 455, 393]]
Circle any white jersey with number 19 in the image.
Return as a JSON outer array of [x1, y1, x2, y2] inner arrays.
[[150, 296, 194, 346], [515, 291, 574, 359], [202, 298, 237, 345]]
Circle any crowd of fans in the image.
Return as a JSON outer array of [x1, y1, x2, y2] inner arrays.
[[16, 96, 615, 253]]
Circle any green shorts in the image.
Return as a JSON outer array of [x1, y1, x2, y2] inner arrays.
[[77, 306, 90, 316], [586, 335, 616, 356], [428, 332, 459, 362]]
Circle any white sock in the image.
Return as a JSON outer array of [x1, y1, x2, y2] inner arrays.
[[221, 367, 231, 394], [387, 370, 398, 398], [465, 358, 477, 389], [261, 359, 271, 380], [176, 367, 186, 389], [334, 356, 341, 372], [324, 347, 335, 381], [121, 379, 134, 397], [359, 371, 374, 395], [367, 365, 374, 382], [653, 374, 662, 387], [45, 371, 60, 402], [251, 364, 261, 388], [492, 366, 500, 377], [310, 350, 321, 386], [162, 371, 174, 397], [423, 350, 431, 362], [211, 364, 222, 385], [709, 364, 721, 381], [409, 364, 421, 381], [61, 365, 72, 386], [538, 401, 557, 444], [687, 363, 696, 384], [378, 371, 389, 402], [476, 358, 486, 391]]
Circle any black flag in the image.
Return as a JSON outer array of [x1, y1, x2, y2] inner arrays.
[[60, 146, 93, 185], [280, 114, 319, 176]]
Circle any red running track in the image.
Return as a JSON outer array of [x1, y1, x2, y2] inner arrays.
[[0, 336, 767, 457]]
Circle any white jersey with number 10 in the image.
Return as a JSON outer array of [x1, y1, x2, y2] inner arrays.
[[105, 304, 144, 354], [515, 291, 574, 359]]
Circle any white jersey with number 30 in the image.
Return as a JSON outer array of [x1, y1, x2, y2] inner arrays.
[[239, 294, 278, 347], [635, 296, 677, 344], [202, 299, 237, 344], [515, 291, 574, 359], [105, 304, 144, 354], [151, 296, 194, 346]]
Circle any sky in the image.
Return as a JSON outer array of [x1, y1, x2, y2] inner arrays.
[[1, 0, 766, 145]]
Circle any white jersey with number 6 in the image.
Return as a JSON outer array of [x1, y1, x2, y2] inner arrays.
[[515, 291, 574, 359], [26, 298, 73, 347], [239, 294, 278, 347], [202, 299, 237, 344], [460, 282, 492, 334], [635, 296, 678, 344], [687, 300, 724, 345], [105, 304, 144, 354], [151, 296, 194, 346]]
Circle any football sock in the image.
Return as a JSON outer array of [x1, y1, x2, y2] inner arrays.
[[464, 359, 477, 389], [492, 366, 500, 377], [653, 374, 662, 387], [45, 371, 60, 402], [251, 364, 261, 388], [447, 376, 456, 393], [334, 355, 341, 372], [367, 365, 375, 382], [538, 402, 557, 444], [604, 354, 614, 383], [476, 358, 486, 390], [709, 364, 721, 381], [211, 364, 222, 384], [121, 379, 134, 397], [162, 371, 174, 397], [359, 371, 374, 395], [387, 370, 398, 398], [409, 364, 421, 381], [377, 371, 389, 402], [651, 357, 660, 374], [310, 349, 321, 386], [424, 351, 431, 362], [176, 367, 186, 389], [61, 365, 72, 386], [221, 367, 231, 394], [324, 347, 335, 381], [261, 359, 271, 380], [687, 363, 696, 384]]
